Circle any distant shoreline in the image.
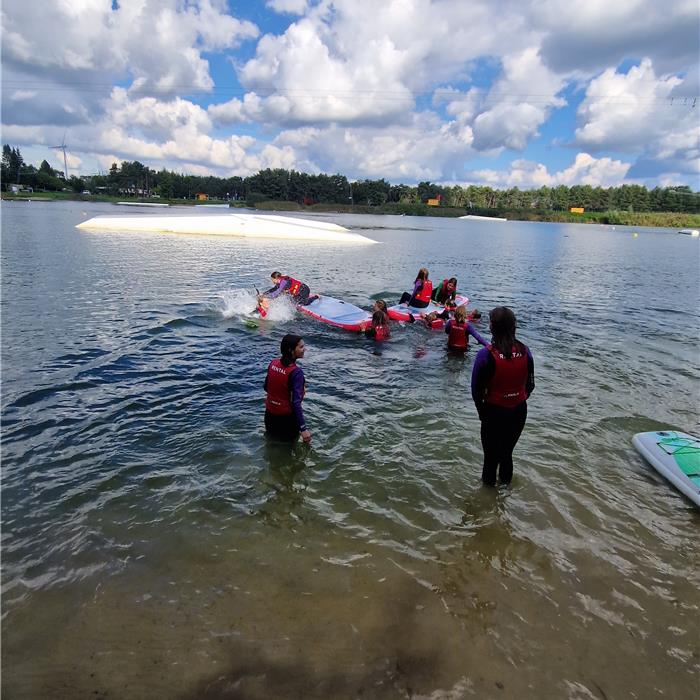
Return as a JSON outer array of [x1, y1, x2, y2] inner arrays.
[[2, 192, 699, 229]]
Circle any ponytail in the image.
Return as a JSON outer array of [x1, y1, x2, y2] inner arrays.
[[489, 307, 517, 359]]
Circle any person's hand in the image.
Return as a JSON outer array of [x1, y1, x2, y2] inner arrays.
[[300, 429, 312, 443]]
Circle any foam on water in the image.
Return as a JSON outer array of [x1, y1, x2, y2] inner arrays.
[[216, 288, 297, 322]]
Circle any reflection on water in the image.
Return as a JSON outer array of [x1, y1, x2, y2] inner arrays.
[[2, 201, 699, 698]]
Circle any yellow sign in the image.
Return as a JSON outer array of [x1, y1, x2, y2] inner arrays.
[[427, 198, 440, 206], [570, 207, 584, 213]]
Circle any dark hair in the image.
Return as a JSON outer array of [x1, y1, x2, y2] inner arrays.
[[372, 309, 388, 326], [448, 277, 457, 286], [270, 271, 281, 279], [416, 267, 429, 281], [489, 307, 517, 359], [375, 299, 388, 314], [280, 334, 303, 366]]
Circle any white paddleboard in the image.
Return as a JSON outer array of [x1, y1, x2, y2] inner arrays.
[[387, 294, 469, 321], [297, 295, 371, 331], [632, 430, 700, 507]]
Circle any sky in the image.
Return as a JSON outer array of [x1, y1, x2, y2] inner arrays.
[[1, 0, 699, 190]]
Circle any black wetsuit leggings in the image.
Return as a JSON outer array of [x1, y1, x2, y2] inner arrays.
[[399, 292, 429, 308], [265, 411, 300, 442], [293, 284, 312, 305], [480, 401, 527, 486]]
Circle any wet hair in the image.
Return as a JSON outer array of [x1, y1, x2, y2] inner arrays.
[[280, 334, 303, 366], [448, 277, 457, 286], [470, 309, 482, 320], [372, 309, 388, 326], [416, 267, 429, 281], [270, 271, 281, 279], [374, 299, 388, 314], [489, 307, 517, 359], [454, 306, 467, 323]]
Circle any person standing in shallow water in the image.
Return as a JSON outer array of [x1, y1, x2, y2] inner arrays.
[[264, 334, 312, 443], [471, 307, 534, 486]]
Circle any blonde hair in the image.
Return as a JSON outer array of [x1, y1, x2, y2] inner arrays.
[[454, 306, 467, 323]]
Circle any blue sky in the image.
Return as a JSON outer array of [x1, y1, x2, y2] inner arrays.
[[2, 0, 698, 189]]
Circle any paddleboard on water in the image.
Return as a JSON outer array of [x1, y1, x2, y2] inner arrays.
[[297, 295, 371, 332], [632, 430, 700, 507], [387, 294, 469, 321]]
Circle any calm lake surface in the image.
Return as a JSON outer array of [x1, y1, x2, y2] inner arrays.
[[2, 200, 699, 699]]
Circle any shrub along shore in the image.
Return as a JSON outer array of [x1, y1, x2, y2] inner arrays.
[[2, 191, 699, 229]]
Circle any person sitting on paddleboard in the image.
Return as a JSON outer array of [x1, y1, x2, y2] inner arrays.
[[471, 307, 534, 486], [432, 277, 458, 305], [444, 306, 488, 352], [399, 268, 433, 309], [264, 334, 311, 443], [264, 271, 318, 306], [364, 300, 391, 340]]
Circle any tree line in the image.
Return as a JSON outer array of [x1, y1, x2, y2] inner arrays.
[[2, 144, 698, 213]]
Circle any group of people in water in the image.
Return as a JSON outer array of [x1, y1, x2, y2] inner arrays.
[[260, 268, 535, 487]]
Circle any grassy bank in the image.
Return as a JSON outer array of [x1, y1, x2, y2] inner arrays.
[[3, 192, 699, 229], [254, 200, 700, 228]]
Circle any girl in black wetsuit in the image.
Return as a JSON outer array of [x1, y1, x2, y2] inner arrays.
[[471, 307, 535, 486], [264, 334, 311, 443]]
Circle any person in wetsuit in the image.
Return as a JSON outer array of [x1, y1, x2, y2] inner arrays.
[[264, 334, 311, 443], [432, 277, 458, 305], [471, 307, 534, 486], [399, 268, 433, 308], [264, 271, 318, 306], [444, 305, 488, 352]]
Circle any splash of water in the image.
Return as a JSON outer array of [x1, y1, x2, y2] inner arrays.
[[216, 289, 297, 322]]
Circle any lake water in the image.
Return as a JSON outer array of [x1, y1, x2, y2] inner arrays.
[[2, 200, 699, 699]]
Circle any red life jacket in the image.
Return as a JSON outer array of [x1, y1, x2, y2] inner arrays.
[[414, 279, 433, 303], [374, 324, 390, 341], [448, 321, 468, 349], [486, 344, 528, 408], [281, 275, 303, 296], [265, 359, 297, 414]]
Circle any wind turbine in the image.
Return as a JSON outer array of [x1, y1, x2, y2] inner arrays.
[[51, 134, 68, 179]]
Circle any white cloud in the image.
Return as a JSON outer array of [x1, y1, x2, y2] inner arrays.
[[106, 88, 212, 141], [472, 48, 566, 151], [469, 153, 630, 188], [575, 59, 682, 150], [1, 0, 258, 92], [534, 0, 699, 74], [574, 58, 698, 177], [2, 0, 697, 188], [273, 111, 476, 181], [221, 0, 534, 127], [266, 0, 309, 14]]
